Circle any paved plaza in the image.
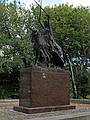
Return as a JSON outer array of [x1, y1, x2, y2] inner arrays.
[[0, 100, 90, 120]]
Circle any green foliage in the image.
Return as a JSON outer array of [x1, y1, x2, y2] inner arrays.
[[0, 1, 34, 98], [0, 84, 19, 99], [75, 68, 90, 98], [0, 1, 34, 74]]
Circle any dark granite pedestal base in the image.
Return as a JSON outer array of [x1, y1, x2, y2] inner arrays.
[[14, 105, 75, 114], [14, 67, 75, 114]]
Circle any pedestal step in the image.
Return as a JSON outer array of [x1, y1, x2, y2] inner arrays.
[[14, 105, 76, 114]]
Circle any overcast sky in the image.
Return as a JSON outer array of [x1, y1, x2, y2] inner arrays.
[[9, 0, 90, 7]]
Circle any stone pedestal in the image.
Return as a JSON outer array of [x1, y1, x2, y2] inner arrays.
[[14, 67, 75, 113]]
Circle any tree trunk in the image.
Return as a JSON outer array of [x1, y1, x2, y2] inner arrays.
[[67, 56, 78, 98]]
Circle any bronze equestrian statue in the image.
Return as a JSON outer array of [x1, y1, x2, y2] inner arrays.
[[31, 1, 64, 68]]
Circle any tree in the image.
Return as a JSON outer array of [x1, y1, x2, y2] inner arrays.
[[0, 1, 34, 98]]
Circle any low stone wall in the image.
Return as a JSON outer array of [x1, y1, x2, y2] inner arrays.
[[0, 99, 19, 103], [0, 99, 19, 108], [71, 99, 90, 104], [0, 99, 90, 106]]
